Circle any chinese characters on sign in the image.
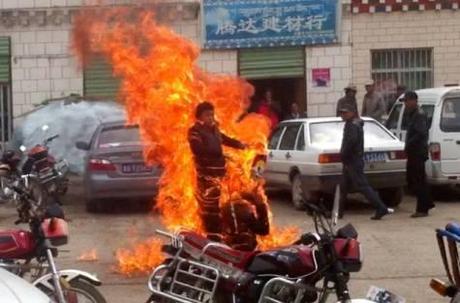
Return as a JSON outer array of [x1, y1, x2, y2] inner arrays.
[[312, 68, 331, 87], [203, 0, 338, 49]]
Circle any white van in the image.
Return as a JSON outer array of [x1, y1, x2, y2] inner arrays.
[[386, 86, 460, 186]]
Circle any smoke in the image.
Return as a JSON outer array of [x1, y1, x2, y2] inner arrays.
[[11, 100, 125, 174]]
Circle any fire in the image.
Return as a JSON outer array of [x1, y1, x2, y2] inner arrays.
[[72, 7, 298, 276], [78, 249, 98, 262], [115, 238, 165, 276]]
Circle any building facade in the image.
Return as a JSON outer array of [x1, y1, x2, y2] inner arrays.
[[0, 0, 459, 140]]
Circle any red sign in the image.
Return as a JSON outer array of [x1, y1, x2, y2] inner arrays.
[[312, 68, 331, 87]]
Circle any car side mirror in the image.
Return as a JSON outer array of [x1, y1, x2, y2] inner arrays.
[[75, 141, 90, 151]]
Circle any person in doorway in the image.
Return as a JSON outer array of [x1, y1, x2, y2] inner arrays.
[[338, 103, 393, 220], [256, 89, 280, 129], [188, 102, 246, 241], [221, 187, 270, 251], [362, 80, 386, 122], [284, 102, 307, 120], [401, 91, 435, 218], [336, 84, 358, 117], [388, 85, 407, 113]]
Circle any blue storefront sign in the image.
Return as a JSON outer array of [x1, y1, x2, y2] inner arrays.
[[202, 0, 339, 49]]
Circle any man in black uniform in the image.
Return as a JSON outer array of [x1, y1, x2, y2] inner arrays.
[[336, 84, 358, 117], [401, 91, 434, 218], [188, 102, 246, 241], [339, 103, 392, 220], [221, 187, 269, 251]]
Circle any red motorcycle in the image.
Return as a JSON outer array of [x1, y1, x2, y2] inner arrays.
[[147, 200, 366, 303], [0, 167, 106, 303]]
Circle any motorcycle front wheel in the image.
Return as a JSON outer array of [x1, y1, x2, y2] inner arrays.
[[38, 279, 107, 303]]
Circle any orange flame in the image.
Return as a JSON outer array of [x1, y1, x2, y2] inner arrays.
[[72, 7, 298, 276], [115, 238, 165, 277], [77, 249, 98, 262]]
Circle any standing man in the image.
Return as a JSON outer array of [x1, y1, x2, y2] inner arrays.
[[362, 80, 386, 122], [401, 91, 435, 218], [188, 102, 246, 241], [338, 103, 393, 220], [336, 84, 358, 117], [284, 102, 307, 120], [256, 89, 280, 129]]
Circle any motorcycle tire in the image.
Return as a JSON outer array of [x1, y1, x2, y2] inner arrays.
[[66, 279, 107, 303]]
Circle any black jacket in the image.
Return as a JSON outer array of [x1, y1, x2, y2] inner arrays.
[[188, 122, 244, 176], [404, 107, 429, 160], [340, 118, 364, 165]]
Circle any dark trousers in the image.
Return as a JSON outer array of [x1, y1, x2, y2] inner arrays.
[[407, 156, 433, 213], [340, 159, 387, 214], [196, 175, 223, 239]]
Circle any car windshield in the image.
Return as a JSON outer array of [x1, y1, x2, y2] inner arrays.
[[97, 126, 141, 148], [309, 120, 396, 148], [440, 98, 460, 132]]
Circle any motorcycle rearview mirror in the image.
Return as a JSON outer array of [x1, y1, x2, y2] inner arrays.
[[41, 124, 49, 132], [19, 145, 26, 152]]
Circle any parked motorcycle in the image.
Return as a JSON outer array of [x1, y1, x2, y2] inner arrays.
[[20, 125, 69, 198], [430, 222, 460, 302], [146, 185, 371, 303], [0, 166, 106, 303]]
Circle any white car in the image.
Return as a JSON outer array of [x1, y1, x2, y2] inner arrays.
[[386, 86, 460, 187], [264, 117, 406, 209], [0, 268, 50, 303]]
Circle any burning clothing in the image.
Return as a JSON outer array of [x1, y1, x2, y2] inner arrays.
[[222, 192, 269, 251], [188, 122, 245, 239], [188, 122, 245, 177]]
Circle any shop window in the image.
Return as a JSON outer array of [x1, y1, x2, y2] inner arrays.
[[371, 48, 433, 108]]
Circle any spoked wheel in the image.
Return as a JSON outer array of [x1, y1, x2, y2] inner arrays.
[[38, 279, 106, 303]]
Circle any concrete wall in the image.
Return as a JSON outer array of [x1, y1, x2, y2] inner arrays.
[[351, 10, 460, 107], [305, 12, 352, 117]]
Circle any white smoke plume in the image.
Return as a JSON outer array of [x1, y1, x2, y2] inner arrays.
[[11, 99, 125, 174]]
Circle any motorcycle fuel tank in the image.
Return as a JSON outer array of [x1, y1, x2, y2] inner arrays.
[[247, 245, 318, 278], [0, 230, 35, 259]]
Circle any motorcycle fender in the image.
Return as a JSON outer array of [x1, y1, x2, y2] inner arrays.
[[32, 269, 102, 292]]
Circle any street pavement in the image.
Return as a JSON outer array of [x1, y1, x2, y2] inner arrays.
[[0, 177, 458, 302]]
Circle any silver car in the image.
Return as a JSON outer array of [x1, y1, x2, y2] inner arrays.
[[76, 121, 161, 211]]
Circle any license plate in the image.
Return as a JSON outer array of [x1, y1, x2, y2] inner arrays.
[[364, 152, 386, 163], [121, 163, 152, 174]]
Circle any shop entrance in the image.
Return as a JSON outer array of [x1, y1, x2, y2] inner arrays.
[[247, 78, 306, 119], [238, 47, 306, 120]]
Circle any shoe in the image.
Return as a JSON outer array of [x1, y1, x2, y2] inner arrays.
[[371, 208, 393, 220], [410, 212, 429, 218]]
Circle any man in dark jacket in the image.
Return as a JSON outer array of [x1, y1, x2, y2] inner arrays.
[[221, 188, 269, 251], [336, 85, 358, 117], [188, 102, 246, 241], [401, 91, 434, 218], [339, 103, 392, 220]]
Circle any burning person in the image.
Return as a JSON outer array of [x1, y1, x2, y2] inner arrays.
[[221, 187, 270, 251], [188, 101, 247, 241]]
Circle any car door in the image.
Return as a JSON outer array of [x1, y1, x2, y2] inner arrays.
[[264, 125, 286, 185], [277, 123, 302, 186], [386, 103, 403, 140], [438, 96, 460, 174]]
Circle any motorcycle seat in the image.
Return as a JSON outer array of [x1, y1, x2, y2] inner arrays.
[[179, 231, 256, 269], [446, 222, 460, 237]]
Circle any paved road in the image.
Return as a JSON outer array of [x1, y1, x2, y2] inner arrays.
[[0, 177, 458, 302]]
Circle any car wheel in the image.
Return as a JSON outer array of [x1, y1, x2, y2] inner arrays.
[[291, 174, 306, 210], [378, 187, 403, 207]]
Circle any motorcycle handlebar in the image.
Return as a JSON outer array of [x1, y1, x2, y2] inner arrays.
[[45, 134, 59, 145]]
